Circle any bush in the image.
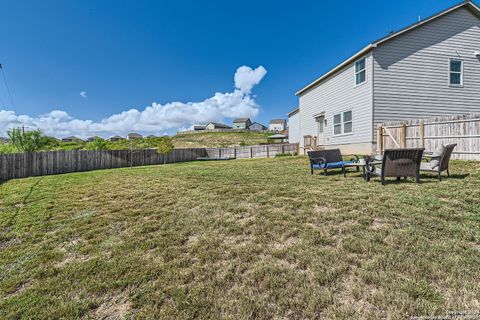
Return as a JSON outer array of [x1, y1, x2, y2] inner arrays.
[[85, 138, 109, 150], [275, 152, 297, 157]]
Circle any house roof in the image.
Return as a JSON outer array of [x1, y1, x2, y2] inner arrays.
[[233, 118, 251, 123], [296, 0, 480, 96], [269, 134, 288, 139], [269, 119, 286, 124], [87, 136, 103, 140], [63, 136, 82, 140], [207, 122, 231, 128], [250, 122, 266, 127], [147, 135, 158, 138], [110, 135, 125, 139], [127, 133, 143, 137], [287, 107, 300, 117]]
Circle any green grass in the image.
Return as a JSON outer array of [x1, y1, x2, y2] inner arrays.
[[0, 157, 479, 319]]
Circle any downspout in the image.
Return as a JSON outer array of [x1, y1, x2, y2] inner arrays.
[[371, 46, 376, 153]]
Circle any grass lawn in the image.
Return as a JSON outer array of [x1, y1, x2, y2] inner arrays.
[[0, 157, 479, 319], [172, 131, 272, 148]]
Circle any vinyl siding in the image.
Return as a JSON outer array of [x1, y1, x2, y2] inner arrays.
[[373, 7, 480, 127], [287, 110, 300, 144], [298, 52, 373, 150]]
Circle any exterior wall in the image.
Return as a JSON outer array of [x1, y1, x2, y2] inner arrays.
[[233, 120, 251, 130], [287, 110, 300, 144], [269, 123, 286, 131], [249, 123, 266, 131], [373, 7, 480, 128], [298, 52, 374, 154]]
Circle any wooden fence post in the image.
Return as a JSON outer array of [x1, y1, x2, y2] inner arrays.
[[233, 148, 237, 159], [401, 124, 407, 148], [250, 147, 253, 158], [377, 126, 383, 154], [419, 120, 425, 149], [266, 146, 269, 158]]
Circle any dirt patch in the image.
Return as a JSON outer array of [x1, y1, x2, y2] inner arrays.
[[270, 236, 299, 250], [93, 292, 132, 320]]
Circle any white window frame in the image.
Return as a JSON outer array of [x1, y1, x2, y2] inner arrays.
[[354, 57, 367, 86], [333, 110, 353, 136], [449, 58, 463, 87]]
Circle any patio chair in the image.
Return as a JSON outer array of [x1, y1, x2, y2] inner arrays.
[[366, 148, 424, 185], [307, 149, 359, 176], [420, 143, 456, 180]]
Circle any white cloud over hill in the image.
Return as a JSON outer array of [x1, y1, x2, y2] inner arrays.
[[0, 66, 267, 138]]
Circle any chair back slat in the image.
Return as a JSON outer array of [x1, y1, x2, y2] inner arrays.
[[439, 144, 457, 172], [382, 148, 424, 178], [307, 149, 343, 163]]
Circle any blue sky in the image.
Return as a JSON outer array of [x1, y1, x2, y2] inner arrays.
[[0, 0, 465, 137]]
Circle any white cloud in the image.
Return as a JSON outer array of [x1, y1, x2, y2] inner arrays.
[[0, 66, 267, 138], [80, 91, 88, 99]]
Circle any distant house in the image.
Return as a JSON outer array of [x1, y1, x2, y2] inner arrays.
[[0, 137, 10, 143], [232, 118, 252, 130], [147, 135, 158, 139], [87, 136, 103, 142], [62, 136, 84, 143], [205, 122, 231, 130], [193, 125, 206, 131], [249, 122, 267, 131], [109, 135, 125, 142], [269, 119, 287, 131], [127, 133, 143, 140]]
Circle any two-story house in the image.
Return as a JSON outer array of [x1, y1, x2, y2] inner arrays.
[[289, 1, 480, 154]]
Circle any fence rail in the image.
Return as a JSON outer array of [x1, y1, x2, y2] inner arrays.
[[177, 129, 281, 135], [205, 143, 298, 159], [377, 113, 480, 160], [0, 143, 299, 181]]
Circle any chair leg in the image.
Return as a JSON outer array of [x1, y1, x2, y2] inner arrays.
[[438, 172, 442, 181], [311, 168, 313, 175], [396, 177, 401, 181], [381, 178, 386, 186], [324, 169, 328, 176], [447, 168, 450, 177], [343, 166, 346, 178]]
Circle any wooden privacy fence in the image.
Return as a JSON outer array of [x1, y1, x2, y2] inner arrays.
[[0, 143, 299, 181], [377, 113, 480, 160], [205, 143, 298, 159], [0, 148, 207, 181]]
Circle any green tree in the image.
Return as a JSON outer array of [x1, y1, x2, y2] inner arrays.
[[7, 128, 48, 152], [157, 136, 175, 164], [85, 138, 108, 150]]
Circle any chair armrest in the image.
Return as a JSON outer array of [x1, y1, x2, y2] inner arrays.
[[349, 155, 360, 163]]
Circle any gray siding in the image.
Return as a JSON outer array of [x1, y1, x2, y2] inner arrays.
[[299, 52, 374, 151], [287, 110, 300, 144], [373, 7, 480, 127]]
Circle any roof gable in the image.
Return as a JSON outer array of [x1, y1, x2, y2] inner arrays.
[[296, 1, 480, 96]]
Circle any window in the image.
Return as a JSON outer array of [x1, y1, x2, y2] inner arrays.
[[355, 58, 366, 85], [333, 111, 353, 135], [450, 59, 463, 86]]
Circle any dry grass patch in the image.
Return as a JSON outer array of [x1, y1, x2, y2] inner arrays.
[[0, 157, 479, 319]]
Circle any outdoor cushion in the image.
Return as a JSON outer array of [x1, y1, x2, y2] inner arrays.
[[312, 161, 354, 169], [430, 145, 445, 169]]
